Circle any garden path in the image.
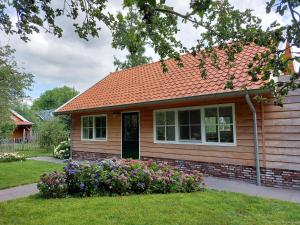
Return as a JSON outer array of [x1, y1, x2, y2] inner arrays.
[[27, 156, 64, 164]]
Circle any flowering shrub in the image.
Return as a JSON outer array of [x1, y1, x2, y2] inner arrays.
[[54, 141, 70, 159], [39, 159, 205, 198], [37, 171, 68, 198], [0, 152, 26, 162]]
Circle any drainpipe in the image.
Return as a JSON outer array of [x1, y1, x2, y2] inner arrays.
[[245, 94, 261, 186]]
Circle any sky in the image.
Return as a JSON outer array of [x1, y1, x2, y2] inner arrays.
[[0, 0, 298, 104]]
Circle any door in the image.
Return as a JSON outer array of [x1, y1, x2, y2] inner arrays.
[[122, 112, 139, 159]]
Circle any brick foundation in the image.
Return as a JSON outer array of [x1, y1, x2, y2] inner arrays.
[[72, 151, 300, 189]]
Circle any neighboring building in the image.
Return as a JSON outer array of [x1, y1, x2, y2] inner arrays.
[[55, 43, 300, 189], [36, 109, 55, 121], [10, 110, 33, 141]]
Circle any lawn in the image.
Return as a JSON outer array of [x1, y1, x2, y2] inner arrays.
[[0, 160, 63, 189], [20, 149, 53, 158], [0, 191, 299, 225]]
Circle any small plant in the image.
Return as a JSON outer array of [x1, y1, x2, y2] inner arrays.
[[54, 141, 70, 159], [37, 171, 68, 198], [0, 152, 26, 162]]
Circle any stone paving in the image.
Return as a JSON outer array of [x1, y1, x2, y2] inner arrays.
[[27, 156, 65, 164], [0, 183, 38, 202], [205, 176, 300, 204]]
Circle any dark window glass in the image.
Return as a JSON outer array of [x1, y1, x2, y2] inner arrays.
[[95, 116, 106, 139], [155, 111, 175, 141], [155, 112, 165, 125], [156, 126, 165, 140], [166, 126, 175, 141], [220, 125, 233, 143], [179, 109, 201, 141]]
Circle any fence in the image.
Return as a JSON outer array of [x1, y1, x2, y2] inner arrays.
[[0, 135, 40, 152]]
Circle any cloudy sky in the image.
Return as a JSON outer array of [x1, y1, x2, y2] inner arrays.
[[1, 0, 298, 102]]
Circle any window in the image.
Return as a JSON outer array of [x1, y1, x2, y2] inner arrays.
[[154, 104, 235, 145], [82, 115, 107, 140], [204, 106, 234, 143], [179, 109, 201, 141], [155, 111, 175, 141]]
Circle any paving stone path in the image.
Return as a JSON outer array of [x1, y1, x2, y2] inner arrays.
[[27, 156, 65, 164], [0, 183, 38, 202]]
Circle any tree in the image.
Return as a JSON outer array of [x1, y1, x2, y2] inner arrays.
[[13, 103, 39, 126], [32, 86, 79, 111], [112, 8, 152, 70], [0, 45, 33, 124], [1, 0, 299, 104]]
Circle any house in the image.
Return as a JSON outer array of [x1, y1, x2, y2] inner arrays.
[[55, 43, 300, 189], [36, 109, 55, 121], [10, 110, 33, 141]]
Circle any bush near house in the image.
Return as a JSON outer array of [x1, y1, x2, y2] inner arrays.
[[37, 159, 205, 198], [0, 152, 26, 162], [54, 141, 70, 159]]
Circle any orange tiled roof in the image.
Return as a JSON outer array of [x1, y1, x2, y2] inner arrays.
[[57, 44, 267, 113], [10, 110, 33, 126]]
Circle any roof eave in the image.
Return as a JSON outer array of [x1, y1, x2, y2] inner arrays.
[[54, 88, 270, 115]]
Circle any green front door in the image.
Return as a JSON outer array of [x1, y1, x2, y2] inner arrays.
[[122, 112, 139, 159]]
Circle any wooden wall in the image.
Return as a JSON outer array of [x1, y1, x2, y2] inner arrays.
[[71, 93, 300, 171], [263, 89, 300, 171]]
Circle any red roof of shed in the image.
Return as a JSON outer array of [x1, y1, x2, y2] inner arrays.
[[57, 43, 267, 113]]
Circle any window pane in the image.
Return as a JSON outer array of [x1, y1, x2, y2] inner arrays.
[[95, 116, 106, 128], [88, 117, 93, 127], [83, 128, 89, 139], [220, 125, 233, 143], [205, 126, 218, 142], [83, 117, 89, 127], [179, 111, 189, 125], [156, 126, 165, 140], [166, 126, 175, 141], [101, 128, 106, 138], [166, 111, 175, 125], [179, 125, 189, 140], [156, 112, 165, 125], [191, 125, 201, 140], [190, 110, 200, 124], [219, 106, 233, 124], [88, 128, 93, 139]]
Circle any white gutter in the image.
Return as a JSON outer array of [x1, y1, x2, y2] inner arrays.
[[245, 94, 261, 186]]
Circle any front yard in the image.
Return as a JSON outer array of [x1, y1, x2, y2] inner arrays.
[[0, 191, 299, 225], [0, 160, 62, 189]]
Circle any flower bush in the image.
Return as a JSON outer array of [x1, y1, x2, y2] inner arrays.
[[54, 141, 70, 159], [0, 152, 26, 162], [38, 158, 205, 198], [37, 171, 68, 198]]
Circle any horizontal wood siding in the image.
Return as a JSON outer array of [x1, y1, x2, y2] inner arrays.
[[71, 112, 121, 155], [140, 97, 260, 167], [71, 92, 300, 171], [263, 89, 300, 171]]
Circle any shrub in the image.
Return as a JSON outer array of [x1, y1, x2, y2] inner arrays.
[[37, 171, 68, 198], [37, 118, 68, 150], [0, 152, 26, 162], [54, 141, 70, 159], [60, 159, 205, 197]]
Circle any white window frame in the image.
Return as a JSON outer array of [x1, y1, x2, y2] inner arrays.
[[153, 103, 236, 146], [81, 114, 107, 141]]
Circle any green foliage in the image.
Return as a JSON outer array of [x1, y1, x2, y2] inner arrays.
[[54, 141, 70, 159], [12, 103, 39, 126], [0, 45, 33, 122], [0, 120, 16, 141], [37, 119, 68, 150], [112, 8, 152, 70], [32, 86, 79, 111]]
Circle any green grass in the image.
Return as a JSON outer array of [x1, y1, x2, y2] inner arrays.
[[0, 160, 63, 189], [20, 149, 53, 158], [0, 191, 299, 225]]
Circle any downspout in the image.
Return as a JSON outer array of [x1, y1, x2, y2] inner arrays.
[[245, 94, 261, 186]]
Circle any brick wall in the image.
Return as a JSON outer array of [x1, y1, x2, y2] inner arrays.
[[72, 151, 300, 189]]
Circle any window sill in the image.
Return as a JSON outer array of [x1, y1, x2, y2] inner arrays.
[[153, 140, 236, 147], [81, 138, 107, 142]]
